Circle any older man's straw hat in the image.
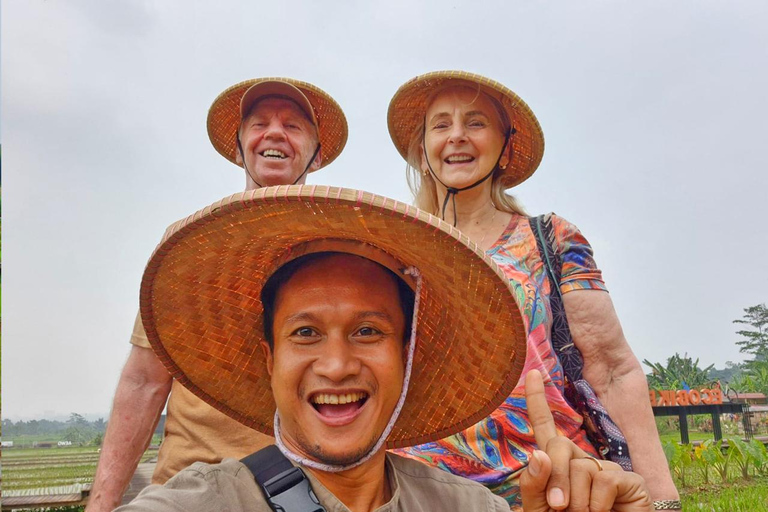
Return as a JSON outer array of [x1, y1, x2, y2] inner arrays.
[[140, 186, 526, 448], [207, 78, 348, 170], [388, 70, 545, 188]]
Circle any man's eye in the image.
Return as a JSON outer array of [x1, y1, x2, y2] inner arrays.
[[294, 327, 316, 337], [356, 327, 381, 337]]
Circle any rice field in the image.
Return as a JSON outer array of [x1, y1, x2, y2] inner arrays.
[[2, 447, 99, 493], [1, 446, 158, 495]]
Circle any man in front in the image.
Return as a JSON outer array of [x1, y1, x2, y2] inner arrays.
[[116, 186, 653, 512], [86, 78, 348, 512]]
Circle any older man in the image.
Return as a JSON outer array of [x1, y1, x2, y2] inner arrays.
[[86, 79, 348, 512], [115, 187, 653, 512]]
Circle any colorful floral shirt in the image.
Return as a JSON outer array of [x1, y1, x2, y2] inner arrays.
[[393, 214, 607, 509]]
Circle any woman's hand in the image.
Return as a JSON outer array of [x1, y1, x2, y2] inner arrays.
[[520, 370, 653, 511]]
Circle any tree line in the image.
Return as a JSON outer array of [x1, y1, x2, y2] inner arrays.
[[645, 303, 768, 394], [2, 413, 106, 445], [2, 412, 165, 446]]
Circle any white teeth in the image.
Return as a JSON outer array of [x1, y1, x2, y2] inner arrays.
[[312, 392, 367, 405], [446, 155, 473, 163], [262, 149, 287, 159]]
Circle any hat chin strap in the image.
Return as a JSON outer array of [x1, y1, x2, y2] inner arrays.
[[236, 136, 321, 188], [273, 267, 423, 473], [423, 125, 513, 227]]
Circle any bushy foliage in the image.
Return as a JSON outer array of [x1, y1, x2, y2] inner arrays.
[[644, 353, 714, 389], [730, 360, 768, 395], [667, 437, 768, 488]]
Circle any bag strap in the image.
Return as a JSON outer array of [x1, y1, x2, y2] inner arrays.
[[241, 445, 327, 512], [530, 214, 584, 381]]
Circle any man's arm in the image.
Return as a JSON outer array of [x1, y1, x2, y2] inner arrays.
[[563, 290, 680, 503], [86, 345, 173, 512]]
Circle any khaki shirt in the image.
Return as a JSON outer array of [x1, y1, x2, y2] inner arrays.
[[130, 312, 273, 483], [116, 453, 509, 512]]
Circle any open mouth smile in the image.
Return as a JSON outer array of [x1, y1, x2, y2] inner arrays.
[[260, 149, 288, 160], [444, 154, 474, 164], [309, 391, 369, 425]]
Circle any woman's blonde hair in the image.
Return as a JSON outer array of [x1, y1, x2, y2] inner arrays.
[[404, 86, 526, 217]]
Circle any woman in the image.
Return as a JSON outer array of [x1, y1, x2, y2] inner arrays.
[[387, 71, 680, 510]]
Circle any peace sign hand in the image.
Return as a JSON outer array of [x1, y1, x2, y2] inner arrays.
[[520, 370, 653, 512]]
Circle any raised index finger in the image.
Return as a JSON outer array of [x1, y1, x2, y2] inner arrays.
[[525, 369, 559, 450]]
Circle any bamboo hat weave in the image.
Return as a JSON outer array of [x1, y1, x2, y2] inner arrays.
[[388, 70, 545, 188], [140, 186, 526, 448], [207, 78, 348, 170]]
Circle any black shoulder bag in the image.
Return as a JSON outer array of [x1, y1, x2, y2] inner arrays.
[[530, 214, 633, 471], [241, 445, 327, 512]]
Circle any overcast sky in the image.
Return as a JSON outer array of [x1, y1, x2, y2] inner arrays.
[[2, 1, 767, 420]]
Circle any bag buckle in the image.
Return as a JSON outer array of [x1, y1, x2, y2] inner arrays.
[[262, 466, 326, 512]]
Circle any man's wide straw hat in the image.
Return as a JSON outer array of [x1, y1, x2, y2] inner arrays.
[[140, 186, 527, 448], [207, 77, 348, 171], [388, 70, 545, 188]]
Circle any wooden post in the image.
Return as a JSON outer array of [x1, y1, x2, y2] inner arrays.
[[712, 408, 722, 441], [680, 408, 690, 444]]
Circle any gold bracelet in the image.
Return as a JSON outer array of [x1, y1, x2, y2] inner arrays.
[[653, 500, 682, 510]]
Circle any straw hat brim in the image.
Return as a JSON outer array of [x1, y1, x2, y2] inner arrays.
[[207, 78, 348, 170], [140, 186, 527, 448], [388, 70, 545, 188]]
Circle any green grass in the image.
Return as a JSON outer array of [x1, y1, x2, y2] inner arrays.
[[681, 477, 768, 511], [659, 431, 715, 444]]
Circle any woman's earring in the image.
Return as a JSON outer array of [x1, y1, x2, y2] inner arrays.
[[423, 168, 429, 177]]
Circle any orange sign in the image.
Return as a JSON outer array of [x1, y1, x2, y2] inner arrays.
[[649, 388, 723, 407]]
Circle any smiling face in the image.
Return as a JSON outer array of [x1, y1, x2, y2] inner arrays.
[[263, 254, 407, 466], [236, 97, 321, 187], [422, 86, 510, 190]]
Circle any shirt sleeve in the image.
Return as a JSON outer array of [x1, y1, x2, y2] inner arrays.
[[114, 466, 224, 512], [550, 214, 608, 295], [129, 310, 151, 348], [130, 222, 178, 349]]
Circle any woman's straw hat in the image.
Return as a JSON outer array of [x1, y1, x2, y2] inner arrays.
[[207, 78, 348, 170], [140, 186, 527, 448], [388, 70, 545, 188]]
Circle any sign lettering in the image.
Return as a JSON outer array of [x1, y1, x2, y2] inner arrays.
[[649, 388, 723, 407]]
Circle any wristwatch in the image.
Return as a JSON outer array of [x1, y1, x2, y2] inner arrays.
[[653, 500, 682, 510]]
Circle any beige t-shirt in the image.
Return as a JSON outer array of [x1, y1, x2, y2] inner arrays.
[[130, 312, 273, 484], [116, 452, 510, 512]]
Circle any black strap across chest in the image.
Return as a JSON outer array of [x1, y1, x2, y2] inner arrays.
[[241, 445, 326, 512]]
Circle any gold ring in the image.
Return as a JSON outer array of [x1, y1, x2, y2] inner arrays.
[[584, 455, 603, 472]]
